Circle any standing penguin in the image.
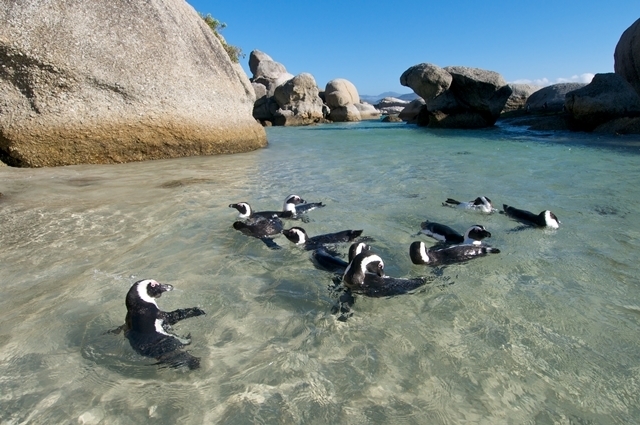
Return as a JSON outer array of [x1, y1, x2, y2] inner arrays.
[[123, 279, 205, 370]]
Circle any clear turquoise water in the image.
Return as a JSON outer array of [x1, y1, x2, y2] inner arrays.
[[1, 120, 640, 424]]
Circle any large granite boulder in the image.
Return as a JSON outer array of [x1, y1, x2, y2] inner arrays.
[[325, 78, 364, 122], [614, 18, 640, 97], [525, 83, 585, 113], [272, 73, 325, 126], [400, 64, 452, 100], [503, 84, 541, 113], [0, 0, 266, 167], [325, 79, 360, 108], [400, 63, 512, 128], [564, 73, 640, 131]]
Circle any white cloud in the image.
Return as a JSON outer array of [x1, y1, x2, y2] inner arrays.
[[510, 73, 594, 87]]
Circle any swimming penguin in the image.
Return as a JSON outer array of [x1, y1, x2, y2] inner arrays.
[[311, 242, 371, 274], [420, 221, 491, 245], [229, 194, 324, 220], [229, 201, 295, 220], [123, 279, 205, 370], [283, 194, 325, 215], [232, 215, 284, 249], [282, 226, 366, 251], [409, 240, 500, 266], [342, 250, 430, 297], [502, 204, 560, 229], [442, 196, 496, 213]]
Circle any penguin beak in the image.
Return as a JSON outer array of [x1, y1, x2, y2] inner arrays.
[[159, 283, 174, 292]]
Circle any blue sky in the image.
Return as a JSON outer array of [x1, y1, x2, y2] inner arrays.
[[186, 1, 640, 96]]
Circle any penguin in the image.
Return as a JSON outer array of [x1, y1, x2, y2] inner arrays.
[[311, 242, 371, 274], [409, 240, 500, 266], [229, 201, 295, 220], [229, 194, 324, 220], [123, 279, 205, 370], [282, 226, 366, 251], [502, 204, 560, 229], [232, 215, 284, 249], [442, 196, 496, 213], [420, 221, 491, 245], [342, 251, 431, 298], [283, 194, 325, 215]]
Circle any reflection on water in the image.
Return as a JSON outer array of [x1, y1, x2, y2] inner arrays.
[[1, 121, 640, 424]]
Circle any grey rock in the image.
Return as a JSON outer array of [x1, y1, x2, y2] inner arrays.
[[398, 98, 426, 123], [565, 73, 640, 131], [400, 63, 452, 100], [444, 66, 513, 118], [272, 73, 325, 126], [614, 18, 640, 96], [503, 84, 541, 113], [328, 104, 361, 122], [0, 0, 266, 167], [400, 63, 512, 128], [354, 102, 380, 120], [325, 79, 360, 108], [525, 83, 585, 112], [249, 50, 274, 76], [376, 97, 411, 116], [382, 115, 403, 123]]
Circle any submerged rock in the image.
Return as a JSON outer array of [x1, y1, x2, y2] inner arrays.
[[0, 0, 266, 167]]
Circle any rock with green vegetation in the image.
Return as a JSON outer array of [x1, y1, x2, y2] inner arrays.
[[0, 0, 266, 167]]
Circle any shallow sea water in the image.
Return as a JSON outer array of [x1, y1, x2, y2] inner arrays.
[[1, 121, 640, 424]]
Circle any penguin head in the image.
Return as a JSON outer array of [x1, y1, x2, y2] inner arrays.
[[128, 279, 174, 307], [282, 227, 308, 244], [474, 196, 495, 212], [343, 251, 385, 286], [465, 225, 491, 245], [283, 194, 305, 211], [409, 241, 430, 264], [542, 210, 561, 229], [229, 202, 252, 218]]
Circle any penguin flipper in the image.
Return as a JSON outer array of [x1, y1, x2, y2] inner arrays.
[[260, 237, 282, 249], [156, 350, 200, 370], [163, 307, 206, 326]]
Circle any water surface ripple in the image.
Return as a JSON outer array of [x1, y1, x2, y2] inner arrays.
[[1, 121, 639, 424]]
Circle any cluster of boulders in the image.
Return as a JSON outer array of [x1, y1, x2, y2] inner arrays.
[[395, 17, 640, 134], [1, 2, 639, 169], [248, 50, 379, 126]]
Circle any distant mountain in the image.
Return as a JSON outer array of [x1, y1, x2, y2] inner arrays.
[[360, 92, 419, 104]]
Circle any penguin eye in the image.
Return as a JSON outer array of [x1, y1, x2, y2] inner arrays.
[[149, 281, 158, 287]]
